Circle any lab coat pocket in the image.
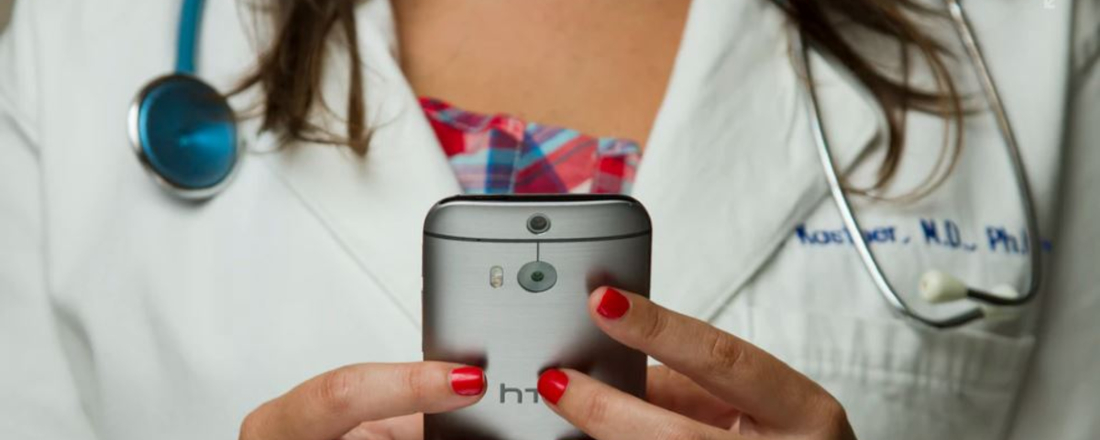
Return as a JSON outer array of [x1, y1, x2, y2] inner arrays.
[[712, 307, 1035, 440]]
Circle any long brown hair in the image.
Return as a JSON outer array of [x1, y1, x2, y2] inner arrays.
[[236, 0, 965, 198]]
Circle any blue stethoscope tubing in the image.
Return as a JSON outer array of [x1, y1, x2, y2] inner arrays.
[[175, 0, 202, 75], [790, 0, 1042, 328], [128, 0, 240, 200]]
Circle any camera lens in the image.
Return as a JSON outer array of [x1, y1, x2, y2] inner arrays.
[[527, 214, 551, 234], [517, 261, 557, 293]]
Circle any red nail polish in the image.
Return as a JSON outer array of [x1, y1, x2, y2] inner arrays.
[[538, 369, 569, 405], [596, 288, 630, 319], [451, 367, 485, 396]]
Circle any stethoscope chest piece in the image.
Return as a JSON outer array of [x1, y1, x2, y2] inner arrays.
[[128, 74, 239, 199]]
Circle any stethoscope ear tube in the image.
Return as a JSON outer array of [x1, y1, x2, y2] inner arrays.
[[792, 29, 984, 329], [790, 0, 1043, 329], [944, 0, 1044, 308]]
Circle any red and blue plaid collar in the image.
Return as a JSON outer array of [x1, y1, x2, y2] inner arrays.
[[420, 98, 641, 195]]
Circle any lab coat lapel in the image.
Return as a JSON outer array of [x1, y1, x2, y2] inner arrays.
[[251, 0, 882, 324], [634, 0, 881, 320], [256, 1, 458, 326]]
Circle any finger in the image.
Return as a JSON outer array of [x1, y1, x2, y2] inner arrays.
[[538, 368, 737, 440], [589, 287, 833, 428], [379, 414, 423, 439], [646, 365, 742, 429], [339, 414, 422, 440], [240, 362, 485, 440]]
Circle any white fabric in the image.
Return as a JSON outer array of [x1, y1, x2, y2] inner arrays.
[[0, 0, 1096, 439]]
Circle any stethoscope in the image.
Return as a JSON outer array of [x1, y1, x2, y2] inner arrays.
[[790, 0, 1042, 328], [132, 0, 1041, 328], [129, 0, 239, 200]]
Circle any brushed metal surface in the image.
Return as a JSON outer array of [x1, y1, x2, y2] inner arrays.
[[423, 196, 651, 440], [424, 195, 651, 242]]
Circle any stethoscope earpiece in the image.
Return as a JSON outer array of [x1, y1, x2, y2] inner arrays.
[[979, 285, 1024, 321], [918, 272, 1023, 321], [919, 271, 968, 304]]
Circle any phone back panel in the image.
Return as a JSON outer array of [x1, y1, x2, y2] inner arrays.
[[423, 195, 651, 440]]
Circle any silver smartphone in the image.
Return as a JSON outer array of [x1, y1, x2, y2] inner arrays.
[[422, 194, 652, 440]]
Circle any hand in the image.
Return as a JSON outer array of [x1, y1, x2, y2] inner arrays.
[[239, 362, 485, 440], [536, 287, 856, 440]]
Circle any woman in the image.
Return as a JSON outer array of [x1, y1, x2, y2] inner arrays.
[[1, 0, 1097, 439]]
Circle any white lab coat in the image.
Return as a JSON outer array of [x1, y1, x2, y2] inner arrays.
[[0, 0, 1097, 439]]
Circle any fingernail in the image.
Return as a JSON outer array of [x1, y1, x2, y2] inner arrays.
[[450, 366, 485, 396], [537, 369, 569, 405], [596, 287, 630, 320]]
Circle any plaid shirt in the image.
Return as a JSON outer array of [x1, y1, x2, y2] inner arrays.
[[420, 98, 641, 195]]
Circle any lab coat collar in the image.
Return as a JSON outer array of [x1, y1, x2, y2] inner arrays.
[[634, 0, 880, 319], [256, 1, 459, 326], [256, 0, 880, 324]]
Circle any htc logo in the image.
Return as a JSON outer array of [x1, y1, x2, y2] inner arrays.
[[498, 383, 540, 404]]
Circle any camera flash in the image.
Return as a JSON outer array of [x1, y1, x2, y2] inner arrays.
[[490, 266, 504, 288]]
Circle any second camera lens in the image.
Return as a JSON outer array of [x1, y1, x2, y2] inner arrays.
[[527, 214, 551, 234], [517, 261, 557, 293]]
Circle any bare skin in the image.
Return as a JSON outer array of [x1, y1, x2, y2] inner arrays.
[[392, 0, 691, 149]]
